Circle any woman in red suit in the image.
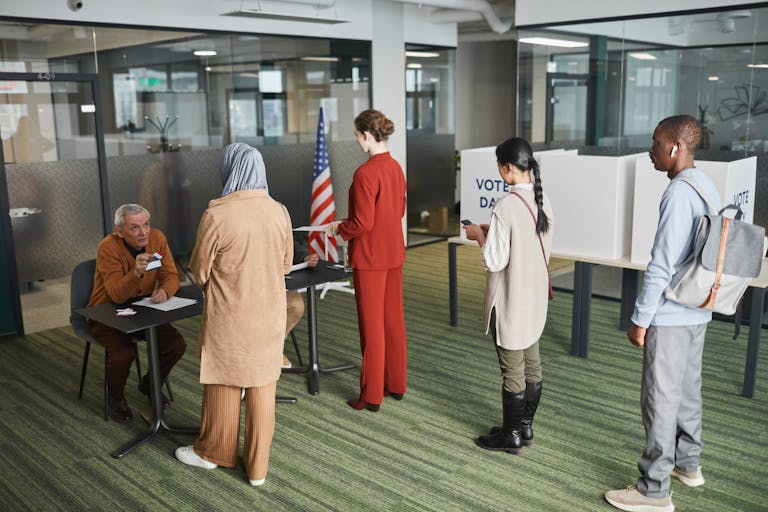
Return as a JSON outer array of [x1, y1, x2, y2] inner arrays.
[[328, 109, 407, 412]]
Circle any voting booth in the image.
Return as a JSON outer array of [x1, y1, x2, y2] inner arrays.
[[459, 147, 573, 241], [630, 155, 758, 265], [540, 152, 644, 259]]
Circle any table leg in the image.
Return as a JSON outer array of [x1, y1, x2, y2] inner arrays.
[[742, 287, 766, 398], [570, 262, 593, 358], [449, 242, 458, 326], [283, 283, 356, 395], [619, 268, 639, 331], [112, 326, 198, 458], [307, 284, 321, 394]]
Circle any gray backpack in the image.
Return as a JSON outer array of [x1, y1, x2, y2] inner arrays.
[[664, 177, 767, 316]]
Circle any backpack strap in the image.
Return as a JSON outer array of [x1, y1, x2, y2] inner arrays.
[[676, 176, 719, 215], [700, 216, 731, 310]]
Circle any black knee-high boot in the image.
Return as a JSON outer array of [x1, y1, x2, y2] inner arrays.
[[521, 381, 542, 446], [476, 390, 525, 454]]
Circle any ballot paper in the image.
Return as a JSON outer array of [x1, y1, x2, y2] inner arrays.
[[293, 224, 330, 232], [146, 252, 163, 271], [133, 296, 197, 311], [290, 262, 309, 272]]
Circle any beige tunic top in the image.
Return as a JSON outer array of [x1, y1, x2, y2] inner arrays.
[[482, 186, 554, 350], [189, 190, 293, 387]]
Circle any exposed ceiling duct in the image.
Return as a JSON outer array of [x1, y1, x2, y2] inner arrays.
[[392, 0, 513, 34]]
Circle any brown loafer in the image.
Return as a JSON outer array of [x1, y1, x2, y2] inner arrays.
[[110, 399, 133, 423]]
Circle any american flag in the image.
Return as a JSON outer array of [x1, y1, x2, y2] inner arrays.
[[309, 107, 338, 261]]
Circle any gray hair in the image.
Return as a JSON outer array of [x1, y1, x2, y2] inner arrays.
[[114, 204, 150, 228]]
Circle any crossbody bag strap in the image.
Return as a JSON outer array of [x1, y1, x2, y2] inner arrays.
[[509, 191, 552, 300], [509, 191, 547, 262]]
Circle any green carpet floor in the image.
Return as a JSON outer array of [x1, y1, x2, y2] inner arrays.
[[0, 241, 766, 511]]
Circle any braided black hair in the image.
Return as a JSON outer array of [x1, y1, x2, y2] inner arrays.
[[495, 137, 550, 234]]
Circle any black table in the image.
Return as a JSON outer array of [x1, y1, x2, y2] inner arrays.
[[74, 285, 202, 458], [284, 260, 356, 394]]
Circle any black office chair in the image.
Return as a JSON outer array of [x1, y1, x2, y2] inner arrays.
[[70, 259, 173, 420]]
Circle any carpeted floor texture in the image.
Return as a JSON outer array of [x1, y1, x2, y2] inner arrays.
[[0, 241, 766, 511]]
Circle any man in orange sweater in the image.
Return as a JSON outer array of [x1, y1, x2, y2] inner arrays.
[[87, 204, 187, 422]]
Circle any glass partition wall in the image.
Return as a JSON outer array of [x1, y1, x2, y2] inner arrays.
[[0, 20, 371, 334], [517, 7, 768, 230], [404, 45, 456, 244]]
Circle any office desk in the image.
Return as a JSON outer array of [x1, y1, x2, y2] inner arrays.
[[75, 285, 202, 458], [283, 261, 355, 394], [448, 237, 768, 397]]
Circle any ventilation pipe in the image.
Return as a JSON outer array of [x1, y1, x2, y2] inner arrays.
[[430, 8, 483, 25], [392, 0, 512, 34]]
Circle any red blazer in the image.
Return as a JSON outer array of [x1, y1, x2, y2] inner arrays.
[[338, 152, 406, 270]]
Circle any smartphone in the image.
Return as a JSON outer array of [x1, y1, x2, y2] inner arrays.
[[460, 219, 472, 226]]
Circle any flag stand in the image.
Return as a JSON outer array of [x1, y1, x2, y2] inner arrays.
[[319, 231, 354, 299]]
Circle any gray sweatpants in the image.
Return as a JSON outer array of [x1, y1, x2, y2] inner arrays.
[[637, 323, 707, 498]]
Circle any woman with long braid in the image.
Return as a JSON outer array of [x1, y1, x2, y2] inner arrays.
[[464, 137, 554, 454]]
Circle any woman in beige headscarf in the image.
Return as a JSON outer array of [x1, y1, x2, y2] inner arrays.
[[175, 143, 293, 487]]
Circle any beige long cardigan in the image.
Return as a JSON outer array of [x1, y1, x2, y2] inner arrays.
[[190, 189, 293, 387], [483, 188, 554, 350]]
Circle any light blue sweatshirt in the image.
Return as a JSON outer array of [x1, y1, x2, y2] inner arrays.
[[631, 167, 721, 327]]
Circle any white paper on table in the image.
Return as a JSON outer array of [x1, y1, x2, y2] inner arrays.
[[290, 262, 309, 272], [132, 296, 197, 311], [293, 224, 330, 232]]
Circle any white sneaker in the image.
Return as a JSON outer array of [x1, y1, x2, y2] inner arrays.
[[281, 356, 292, 369], [241, 388, 246, 401], [672, 466, 705, 487], [250, 478, 266, 486], [605, 485, 674, 512], [175, 445, 218, 469]]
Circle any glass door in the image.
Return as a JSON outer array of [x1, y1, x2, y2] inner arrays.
[[0, 73, 109, 335], [546, 74, 588, 144]]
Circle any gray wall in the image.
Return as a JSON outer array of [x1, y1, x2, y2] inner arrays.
[[455, 40, 517, 150]]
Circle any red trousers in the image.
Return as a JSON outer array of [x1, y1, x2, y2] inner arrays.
[[352, 266, 407, 405]]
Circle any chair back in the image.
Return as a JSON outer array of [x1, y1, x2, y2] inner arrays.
[[70, 259, 97, 340]]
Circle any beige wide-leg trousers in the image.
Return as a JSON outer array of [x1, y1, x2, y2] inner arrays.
[[193, 381, 277, 481]]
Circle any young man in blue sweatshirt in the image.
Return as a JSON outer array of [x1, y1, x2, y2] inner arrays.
[[606, 115, 720, 512]]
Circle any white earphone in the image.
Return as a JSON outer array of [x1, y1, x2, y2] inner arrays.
[[670, 145, 678, 157]]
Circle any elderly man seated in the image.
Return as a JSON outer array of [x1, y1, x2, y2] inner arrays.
[[87, 203, 187, 422]]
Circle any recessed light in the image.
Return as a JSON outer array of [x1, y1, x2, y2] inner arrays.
[[407, 63, 422, 69], [747, 63, 768, 68], [300, 57, 339, 62], [405, 51, 440, 58], [629, 52, 657, 60], [194, 50, 217, 57], [518, 37, 588, 48], [708, 76, 720, 81]]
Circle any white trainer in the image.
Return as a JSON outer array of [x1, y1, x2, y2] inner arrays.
[[672, 466, 705, 487], [605, 485, 674, 512], [175, 445, 218, 469], [250, 478, 266, 487]]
